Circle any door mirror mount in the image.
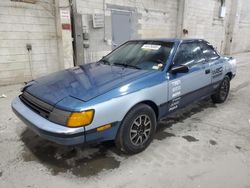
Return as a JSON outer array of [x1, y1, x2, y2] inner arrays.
[[170, 64, 189, 74]]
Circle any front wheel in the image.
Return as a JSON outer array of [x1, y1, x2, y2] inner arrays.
[[211, 75, 230, 103], [115, 104, 157, 154]]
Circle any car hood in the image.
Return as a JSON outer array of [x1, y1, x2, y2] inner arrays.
[[25, 63, 151, 106]]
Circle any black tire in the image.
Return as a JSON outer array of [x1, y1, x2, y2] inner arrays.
[[211, 75, 230, 103], [115, 104, 157, 154]]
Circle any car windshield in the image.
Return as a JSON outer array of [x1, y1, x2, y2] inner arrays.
[[100, 41, 174, 71]]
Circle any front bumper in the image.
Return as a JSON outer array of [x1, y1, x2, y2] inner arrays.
[[12, 97, 85, 145]]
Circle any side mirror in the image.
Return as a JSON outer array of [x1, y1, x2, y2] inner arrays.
[[170, 64, 189, 74]]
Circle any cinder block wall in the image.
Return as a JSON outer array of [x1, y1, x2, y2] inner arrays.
[[181, 0, 229, 53], [1, 0, 250, 85], [75, 0, 178, 63], [231, 0, 250, 54], [0, 0, 59, 85], [76, 0, 250, 61], [137, 0, 178, 38], [179, 0, 250, 54]]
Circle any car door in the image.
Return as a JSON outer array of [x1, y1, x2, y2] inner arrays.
[[199, 42, 223, 91], [167, 42, 211, 112]]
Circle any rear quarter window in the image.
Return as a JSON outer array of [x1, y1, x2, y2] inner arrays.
[[173, 42, 205, 68], [199, 42, 220, 61]]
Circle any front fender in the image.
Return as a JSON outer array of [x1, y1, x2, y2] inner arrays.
[[83, 81, 168, 131]]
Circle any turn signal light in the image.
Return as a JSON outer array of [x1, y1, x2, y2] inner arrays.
[[97, 124, 112, 132], [67, 110, 94, 127]]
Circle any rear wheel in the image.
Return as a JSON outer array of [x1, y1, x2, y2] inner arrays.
[[211, 75, 230, 103], [115, 104, 156, 154]]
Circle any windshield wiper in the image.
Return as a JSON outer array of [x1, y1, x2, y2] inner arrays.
[[113, 62, 141, 70], [99, 58, 111, 65]]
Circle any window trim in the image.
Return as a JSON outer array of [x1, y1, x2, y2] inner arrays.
[[199, 41, 220, 61], [169, 40, 221, 73], [170, 41, 203, 70]]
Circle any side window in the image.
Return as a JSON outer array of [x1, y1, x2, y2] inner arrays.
[[199, 42, 219, 61], [173, 42, 204, 68]]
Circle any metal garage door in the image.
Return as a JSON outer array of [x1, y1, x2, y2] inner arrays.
[[111, 10, 132, 49]]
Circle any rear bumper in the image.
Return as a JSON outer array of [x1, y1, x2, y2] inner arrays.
[[12, 97, 85, 145]]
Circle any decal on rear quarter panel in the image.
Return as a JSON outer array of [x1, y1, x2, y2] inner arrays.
[[212, 67, 223, 78]]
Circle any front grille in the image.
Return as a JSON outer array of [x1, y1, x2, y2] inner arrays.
[[19, 91, 53, 119]]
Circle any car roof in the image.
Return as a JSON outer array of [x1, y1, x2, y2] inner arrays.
[[129, 38, 207, 43]]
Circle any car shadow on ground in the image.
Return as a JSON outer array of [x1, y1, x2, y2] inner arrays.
[[155, 98, 217, 140], [20, 98, 217, 177], [21, 129, 121, 177]]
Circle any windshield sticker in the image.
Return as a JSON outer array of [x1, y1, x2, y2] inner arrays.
[[158, 64, 163, 68], [141, 44, 161, 50], [152, 65, 160, 70], [152, 63, 163, 70]]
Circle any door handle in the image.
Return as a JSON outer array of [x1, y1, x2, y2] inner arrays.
[[205, 69, 210, 74]]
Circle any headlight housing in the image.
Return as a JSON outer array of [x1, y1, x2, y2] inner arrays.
[[67, 110, 94, 127]]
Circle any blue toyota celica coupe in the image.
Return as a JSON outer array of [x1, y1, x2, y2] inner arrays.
[[12, 39, 236, 154]]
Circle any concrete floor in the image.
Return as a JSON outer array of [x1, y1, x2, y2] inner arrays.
[[0, 53, 250, 188]]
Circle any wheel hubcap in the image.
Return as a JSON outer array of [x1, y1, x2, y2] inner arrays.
[[130, 115, 151, 146]]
